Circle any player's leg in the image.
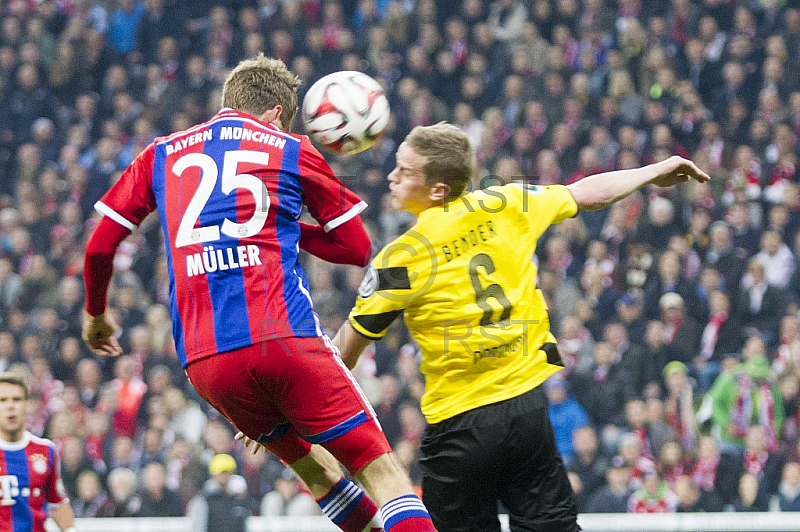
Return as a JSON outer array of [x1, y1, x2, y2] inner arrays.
[[267, 336, 437, 532], [268, 435, 384, 532], [354, 453, 438, 532], [186, 346, 382, 532], [496, 387, 580, 532], [418, 405, 504, 532]]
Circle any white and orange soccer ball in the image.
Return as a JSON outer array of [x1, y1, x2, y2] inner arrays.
[[302, 71, 390, 155]]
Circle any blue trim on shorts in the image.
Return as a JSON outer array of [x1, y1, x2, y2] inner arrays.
[[302, 411, 369, 444]]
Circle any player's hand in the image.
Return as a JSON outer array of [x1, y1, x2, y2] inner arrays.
[[652, 156, 710, 187], [235, 431, 267, 455], [82, 311, 123, 357]]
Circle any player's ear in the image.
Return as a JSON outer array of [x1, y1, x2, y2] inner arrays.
[[430, 182, 450, 203], [259, 105, 284, 126]]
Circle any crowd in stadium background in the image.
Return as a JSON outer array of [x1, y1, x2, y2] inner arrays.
[[4, 0, 800, 522]]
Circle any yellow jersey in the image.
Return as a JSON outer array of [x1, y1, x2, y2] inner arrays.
[[349, 184, 578, 423]]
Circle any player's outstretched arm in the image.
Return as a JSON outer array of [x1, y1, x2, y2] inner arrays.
[[332, 321, 373, 370], [566, 155, 710, 211], [298, 217, 372, 266], [82, 216, 130, 357]]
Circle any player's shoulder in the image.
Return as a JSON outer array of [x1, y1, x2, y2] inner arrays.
[[456, 183, 530, 213], [374, 228, 434, 265], [27, 432, 56, 451], [0, 432, 55, 453]]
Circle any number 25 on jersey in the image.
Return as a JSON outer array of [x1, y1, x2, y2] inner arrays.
[[173, 150, 271, 248]]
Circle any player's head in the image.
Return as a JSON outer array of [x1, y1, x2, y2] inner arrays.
[[406, 123, 474, 200], [0, 372, 28, 440], [389, 123, 474, 215], [221, 53, 301, 130]]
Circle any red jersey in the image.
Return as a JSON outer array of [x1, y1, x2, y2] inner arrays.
[[95, 109, 366, 367], [0, 432, 68, 532]]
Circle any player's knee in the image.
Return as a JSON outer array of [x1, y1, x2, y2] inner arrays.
[[356, 452, 407, 485], [291, 447, 342, 485]]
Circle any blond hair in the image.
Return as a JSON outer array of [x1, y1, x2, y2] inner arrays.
[[221, 54, 301, 126], [405, 123, 474, 201], [0, 372, 28, 398]]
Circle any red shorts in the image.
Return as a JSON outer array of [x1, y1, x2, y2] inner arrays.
[[186, 336, 391, 474]]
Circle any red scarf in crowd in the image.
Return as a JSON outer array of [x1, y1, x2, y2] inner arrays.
[[700, 311, 728, 360], [732, 373, 779, 451], [692, 456, 719, 490], [744, 449, 769, 477]]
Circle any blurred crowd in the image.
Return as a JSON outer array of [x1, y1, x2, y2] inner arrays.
[[3, 0, 800, 522]]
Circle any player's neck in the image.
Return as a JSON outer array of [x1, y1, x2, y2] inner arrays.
[[0, 428, 23, 443]]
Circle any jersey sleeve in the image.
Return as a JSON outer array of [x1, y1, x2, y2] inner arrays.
[[45, 445, 68, 506], [511, 184, 577, 231], [297, 136, 367, 231], [95, 143, 157, 229], [348, 232, 430, 339]]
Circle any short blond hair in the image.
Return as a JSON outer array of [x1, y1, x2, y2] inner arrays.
[[221, 54, 301, 126], [405, 123, 474, 201], [0, 372, 27, 398]]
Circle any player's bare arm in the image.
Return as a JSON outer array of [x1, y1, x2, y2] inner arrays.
[[332, 321, 374, 370], [567, 155, 710, 211]]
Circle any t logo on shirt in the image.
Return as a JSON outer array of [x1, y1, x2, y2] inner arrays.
[[0, 474, 19, 505]]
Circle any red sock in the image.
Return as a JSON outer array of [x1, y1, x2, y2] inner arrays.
[[317, 477, 383, 532], [379, 494, 437, 532]]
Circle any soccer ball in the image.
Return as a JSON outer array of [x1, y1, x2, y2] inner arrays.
[[302, 71, 390, 155]]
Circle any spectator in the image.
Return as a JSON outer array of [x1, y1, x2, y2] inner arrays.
[[572, 342, 636, 428], [754, 230, 795, 289], [674, 474, 723, 512], [604, 322, 646, 393], [108, 0, 146, 56], [60, 435, 94, 500], [106, 467, 141, 518], [619, 432, 657, 490], [586, 456, 633, 513], [487, 0, 527, 45], [659, 292, 702, 365], [738, 259, 785, 344], [695, 290, 742, 392], [639, 320, 670, 389], [110, 355, 147, 438], [709, 338, 784, 457], [627, 472, 679, 513], [657, 440, 687, 488], [137, 462, 183, 517], [663, 361, 698, 453], [568, 426, 607, 500], [546, 375, 589, 466], [261, 467, 319, 517], [705, 222, 748, 296], [691, 436, 722, 494], [732, 473, 768, 512], [624, 398, 675, 462], [72, 470, 114, 518], [776, 462, 800, 511], [75, 358, 102, 409], [188, 454, 252, 532], [717, 424, 785, 506], [163, 386, 207, 445]]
